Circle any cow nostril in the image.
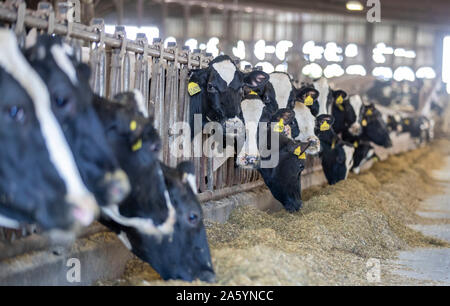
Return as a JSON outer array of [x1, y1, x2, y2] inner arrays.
[[104, 170, 130, 205]]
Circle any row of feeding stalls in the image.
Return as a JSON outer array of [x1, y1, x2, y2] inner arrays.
[[0, 1, 441, 266]]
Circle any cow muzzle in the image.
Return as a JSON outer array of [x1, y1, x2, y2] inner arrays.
[[349, 123, 362, 136], [102, 170, 131, 206], [67, 192, 99, 227], [305, 136, 320, 155]]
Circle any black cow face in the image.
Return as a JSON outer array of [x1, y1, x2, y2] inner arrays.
[[351, 141, 378, 174], [329, 90, 358, 135], [189, 55, 269, 137], [361, 104, 392, 148], [122, 162, 215, 282], [320, 137, 355, 185], [295, 85, 320, 117], [258, 112, 307, 212], [0, 31, 97, 230], [315, 114, 336, 145], [25, 35, 130, 208]]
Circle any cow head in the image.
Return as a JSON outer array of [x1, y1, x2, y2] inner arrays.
[[122, 162, 215, 282], [25, 35, 130, 208], [320, 137, 355, 185], [258, 135, 307, 212], [295, 84, 320, 117], [0, 30, 98, 230], [352, 141, 378, 174], [315, 114, 336, 145], [189, 55, 269, 137], [236, 88, 278, 169], [291, 102, 321, 155], [361, 104, 392, 148]]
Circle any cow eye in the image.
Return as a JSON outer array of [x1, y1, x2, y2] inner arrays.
[[187, 211, 199, 226], [53, 96, 70, 107], [207, 84, 217, 93], [7, 106, 25, 123]]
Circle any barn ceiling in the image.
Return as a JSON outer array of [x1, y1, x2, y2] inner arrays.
[[90, 0, 450, 27]]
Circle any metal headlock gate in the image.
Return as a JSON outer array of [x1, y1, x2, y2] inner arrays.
[[0, 1, 326, 251]]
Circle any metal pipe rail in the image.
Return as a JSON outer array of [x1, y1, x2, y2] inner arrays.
[[0, 4, 210, 68]]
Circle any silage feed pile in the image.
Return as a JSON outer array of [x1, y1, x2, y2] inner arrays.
[[110, 139, 450, 286]]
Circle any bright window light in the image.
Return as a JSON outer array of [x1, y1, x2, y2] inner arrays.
[[199, 43, 207, 50], [302, 63, 323, 79], [232, 40, 246, 60], [256, 61, 275, 74], [393, 66, 415, 82], [254, 40, 266, 61], [239, 60, 252, 71], [442, 36, 450, 84], [302, 41, 324, 62], [372, 67, 393, 79], [105, 25, 159, 42], [346, 65, 366, 76], [324, 64, 344, 78], [184, 38, 198, 51], [346, 1, 364, 11], [416, 67, 436, 79], [345, 44, 358, 57], [324, 42, 343, 62], [275, 40, 293, 61], [275, 63, 288, 73], [265, 45, 276, 54], [206, 37, 220, 57], [164, 36, 176, 48]]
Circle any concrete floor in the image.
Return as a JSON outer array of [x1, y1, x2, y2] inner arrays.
[[391, 157, 450, 285]]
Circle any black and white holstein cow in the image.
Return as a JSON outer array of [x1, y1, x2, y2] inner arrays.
[[95, 94, 215, 282], [313, 78, 355, 185], [188, 55, 269, 137], [262, 72, 321, 155], [0, 30, 99, 230], [238, 88, 309, 212], [25, 35, 131, 212]]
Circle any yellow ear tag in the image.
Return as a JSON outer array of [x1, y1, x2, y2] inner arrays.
[[320, 120, 330, 131], [273, 119, 285, 133], [362, 119, 368, 127], [304, 95, 314, 106], [336, 95, 344, 104], [130, 120, 137, 131], [353, 141, 359, 148], [249, 90, 258, 96], [331, 138, 337, 149], [294, 146, 306, 159], [366, 109, 373, 116], [404, 119, 410, 125], [132, 138, 143, 152], [188, 82, 201, 96]]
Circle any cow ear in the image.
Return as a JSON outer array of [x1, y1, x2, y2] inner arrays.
[[243, 70, 269, 89], [176, 161, 198, 193], [189, 68, 209, 87], [332, 90, 347, 101], [272, 108, 295, 125], [296, 86, 319, 101], [318, 114, 335, 126]]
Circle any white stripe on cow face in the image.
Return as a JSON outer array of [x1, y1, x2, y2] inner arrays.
[[314, 78, 330, 115], [269, 72, 292, 109], [50, 44, 78, 85], [212, 59, 236, 86], [238, 98, 265, 160], [0, 30, 97, 225], [132, 89, 148, 118], [343, 145, 355, 179], [293, 103, 315, 142], [349, 95, 363, 122]]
